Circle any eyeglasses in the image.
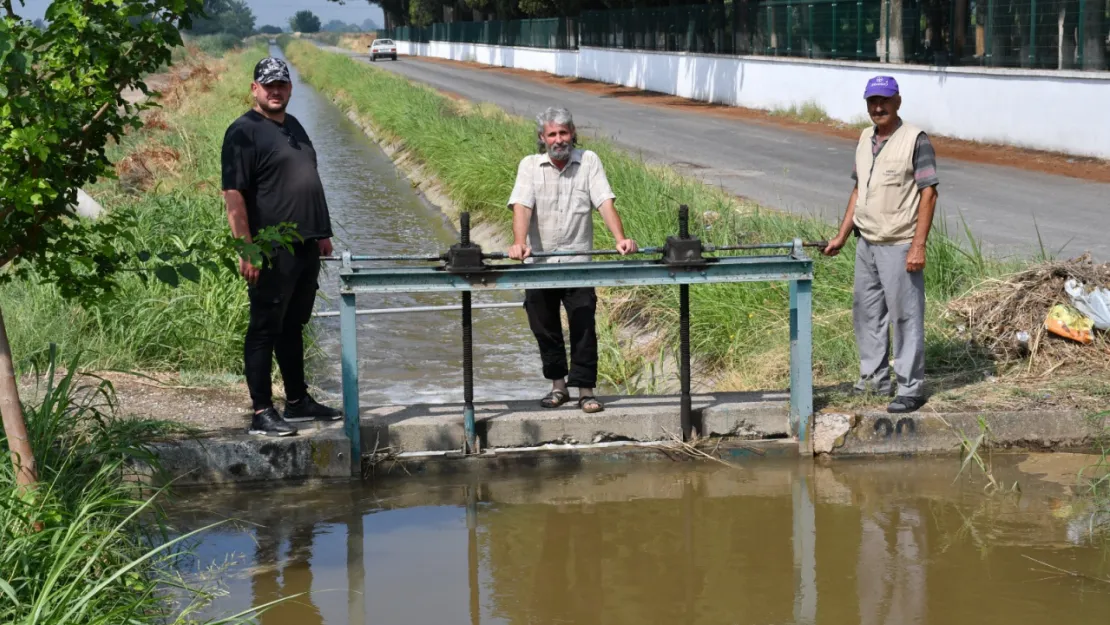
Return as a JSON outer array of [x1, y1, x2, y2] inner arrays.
[[279, 125, 299, 149]]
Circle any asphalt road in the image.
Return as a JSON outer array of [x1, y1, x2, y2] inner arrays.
[[352, 52, 1109, 260]]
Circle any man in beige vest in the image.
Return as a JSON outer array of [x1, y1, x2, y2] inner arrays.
[[822, 76, 939, 414]]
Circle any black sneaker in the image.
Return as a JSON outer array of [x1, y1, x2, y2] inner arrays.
[[887, 395, 926, 414], [283, 394, 343, 423], [248, 407, 298, 437]]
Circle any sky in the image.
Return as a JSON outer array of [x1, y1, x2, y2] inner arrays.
[[14, 0, 385, 29]]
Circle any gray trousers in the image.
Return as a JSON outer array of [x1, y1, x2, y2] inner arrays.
[[853, 239, 925, 398]]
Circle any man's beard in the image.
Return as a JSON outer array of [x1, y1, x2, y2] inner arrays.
[[256, 95, 287, 113], [547, 141, 572, 161]]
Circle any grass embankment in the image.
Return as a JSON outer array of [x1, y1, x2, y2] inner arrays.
[[2, 43, 289, 381], [284, 40, 1004, 396]]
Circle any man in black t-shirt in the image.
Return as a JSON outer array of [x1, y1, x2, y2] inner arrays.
[[221, 57, 341, 437]]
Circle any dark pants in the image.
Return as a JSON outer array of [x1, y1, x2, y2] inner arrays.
[[524, 287, 598, 389], [245, 242, 320, 411]]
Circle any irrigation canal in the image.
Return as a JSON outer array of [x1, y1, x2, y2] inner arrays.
[[170, 456, 1110, 624], [159, 48, 1110, 625], [277, 48, 545, 406]]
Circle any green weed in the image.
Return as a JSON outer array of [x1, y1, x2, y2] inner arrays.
[[0, 348, 276, 624], [771, 100, 831, 124]]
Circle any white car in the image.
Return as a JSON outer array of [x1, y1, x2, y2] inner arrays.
[[368, 39, 398, 62]]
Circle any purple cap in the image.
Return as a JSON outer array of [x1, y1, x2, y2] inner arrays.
[[863, 75, 899, 98]]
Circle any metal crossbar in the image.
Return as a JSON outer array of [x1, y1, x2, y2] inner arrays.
[[328, 208, 814, 474]]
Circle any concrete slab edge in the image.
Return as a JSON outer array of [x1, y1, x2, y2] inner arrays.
[[145, 409, 1100, 485], [817, 409, 1101, 457]]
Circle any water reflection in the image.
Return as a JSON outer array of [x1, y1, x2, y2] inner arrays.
[[173, 457, 1110, 625], [251, 524, 323, 625]]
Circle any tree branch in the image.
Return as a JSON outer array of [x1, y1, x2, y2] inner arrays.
[[3, 0, 17, 20], [81, 101, 113, 133]]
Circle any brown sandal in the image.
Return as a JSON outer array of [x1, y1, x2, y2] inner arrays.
[[578, 396, 604, 413], [540, 389, 569, 408]]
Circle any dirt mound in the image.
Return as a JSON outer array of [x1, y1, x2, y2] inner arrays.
[[947, 254, 1110, 374], [115, 146, 182, 192]]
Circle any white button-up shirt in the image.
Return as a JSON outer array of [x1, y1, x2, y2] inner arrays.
[[507, 148, 616, 263]]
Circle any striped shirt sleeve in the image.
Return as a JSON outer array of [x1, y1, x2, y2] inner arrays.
[[912, 133, 939, 189]]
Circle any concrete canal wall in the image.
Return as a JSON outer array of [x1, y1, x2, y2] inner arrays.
[[395, 40, 1110, 160], [152, 396, 1100, 485]]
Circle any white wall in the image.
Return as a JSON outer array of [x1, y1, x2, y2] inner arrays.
[[398, 42, 1110, 159]]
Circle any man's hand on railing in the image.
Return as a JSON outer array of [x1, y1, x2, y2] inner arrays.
[[508, 243, 532, 260]]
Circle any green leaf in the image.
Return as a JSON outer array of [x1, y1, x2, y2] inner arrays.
[[156, 252, 173, 262], [0, 578, 18, 606], [221, 257, 238, 275], [177, 262, 200, 284], [153, 265, 178, 287], [137, 251, 151, 262]]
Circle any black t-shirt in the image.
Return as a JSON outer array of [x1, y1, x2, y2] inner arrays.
[[220, 110, 333, 240]]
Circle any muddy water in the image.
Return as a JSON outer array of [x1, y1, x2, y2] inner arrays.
[[275, 47, 545, 405], [170, 455, 1110, 624]]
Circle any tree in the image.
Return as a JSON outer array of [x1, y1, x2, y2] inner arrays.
[[361, 17, 381, 31], [289, 10, 322, 33], [323, 19, 361, 32], [1, 0, 293, 491], [1, 0, 208, 487], [187, 0, 255, 38], [258, 24, 284, 35]]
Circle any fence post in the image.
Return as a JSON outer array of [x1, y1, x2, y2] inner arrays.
[[1077, 0, 1085, 68], [856, 0, 863, 58], [767, 4, 773, 54], [808, 3, 814, 57], [884, 0, 891, 62], [787, 0, 793, 55], [1029, 0, 1037, 66], [832, 2, 838, 57], [986, 0, 994, 65]]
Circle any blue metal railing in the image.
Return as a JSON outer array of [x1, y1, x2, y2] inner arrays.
[[325, 208, 816, 474]]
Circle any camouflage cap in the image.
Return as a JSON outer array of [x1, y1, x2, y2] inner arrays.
[[253, 57, 290, 85]]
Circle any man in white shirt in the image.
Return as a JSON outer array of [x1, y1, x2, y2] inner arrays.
[[507, 107, 638, 413]]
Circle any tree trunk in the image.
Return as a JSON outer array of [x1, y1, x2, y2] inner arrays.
[[1081, 0, 1107, 69], [954, 0, 968, 60], [880, 0, 906, 62], [1059, 3, 1077, 68], [0, 305, 37, 488]]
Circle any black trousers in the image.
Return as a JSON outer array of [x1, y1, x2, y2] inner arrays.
[[244, 242, 320, 411], [523, 287, 598, 389]]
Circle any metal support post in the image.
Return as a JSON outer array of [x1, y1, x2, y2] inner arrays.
[[677, 205, 694, 440], [340, 286, 361, 475], [789, 265, 813, 453], [459, 213, 478, 454]]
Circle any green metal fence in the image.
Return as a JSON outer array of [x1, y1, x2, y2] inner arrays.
[[391, 18, 576, 49], [389, 1, 1109, 70], [388, 25, 431, 43]]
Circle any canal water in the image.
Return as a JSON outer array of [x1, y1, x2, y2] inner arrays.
[[278, 47, 545, 406], [169, 455, 1110, 624]]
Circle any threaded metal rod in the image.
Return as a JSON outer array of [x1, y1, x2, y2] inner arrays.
[[679, 204, 690, 239], [460, 212, 471, 246], [462, 290, 477, 453], [680, 283, 693, 439]]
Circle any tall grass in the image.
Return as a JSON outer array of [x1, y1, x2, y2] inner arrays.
[[0, 350, 238, 624], [284, 40, 1003, 391], [1, 44, 282, 376]]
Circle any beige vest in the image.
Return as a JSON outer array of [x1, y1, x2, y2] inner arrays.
[[852, 123, 923, 245]]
